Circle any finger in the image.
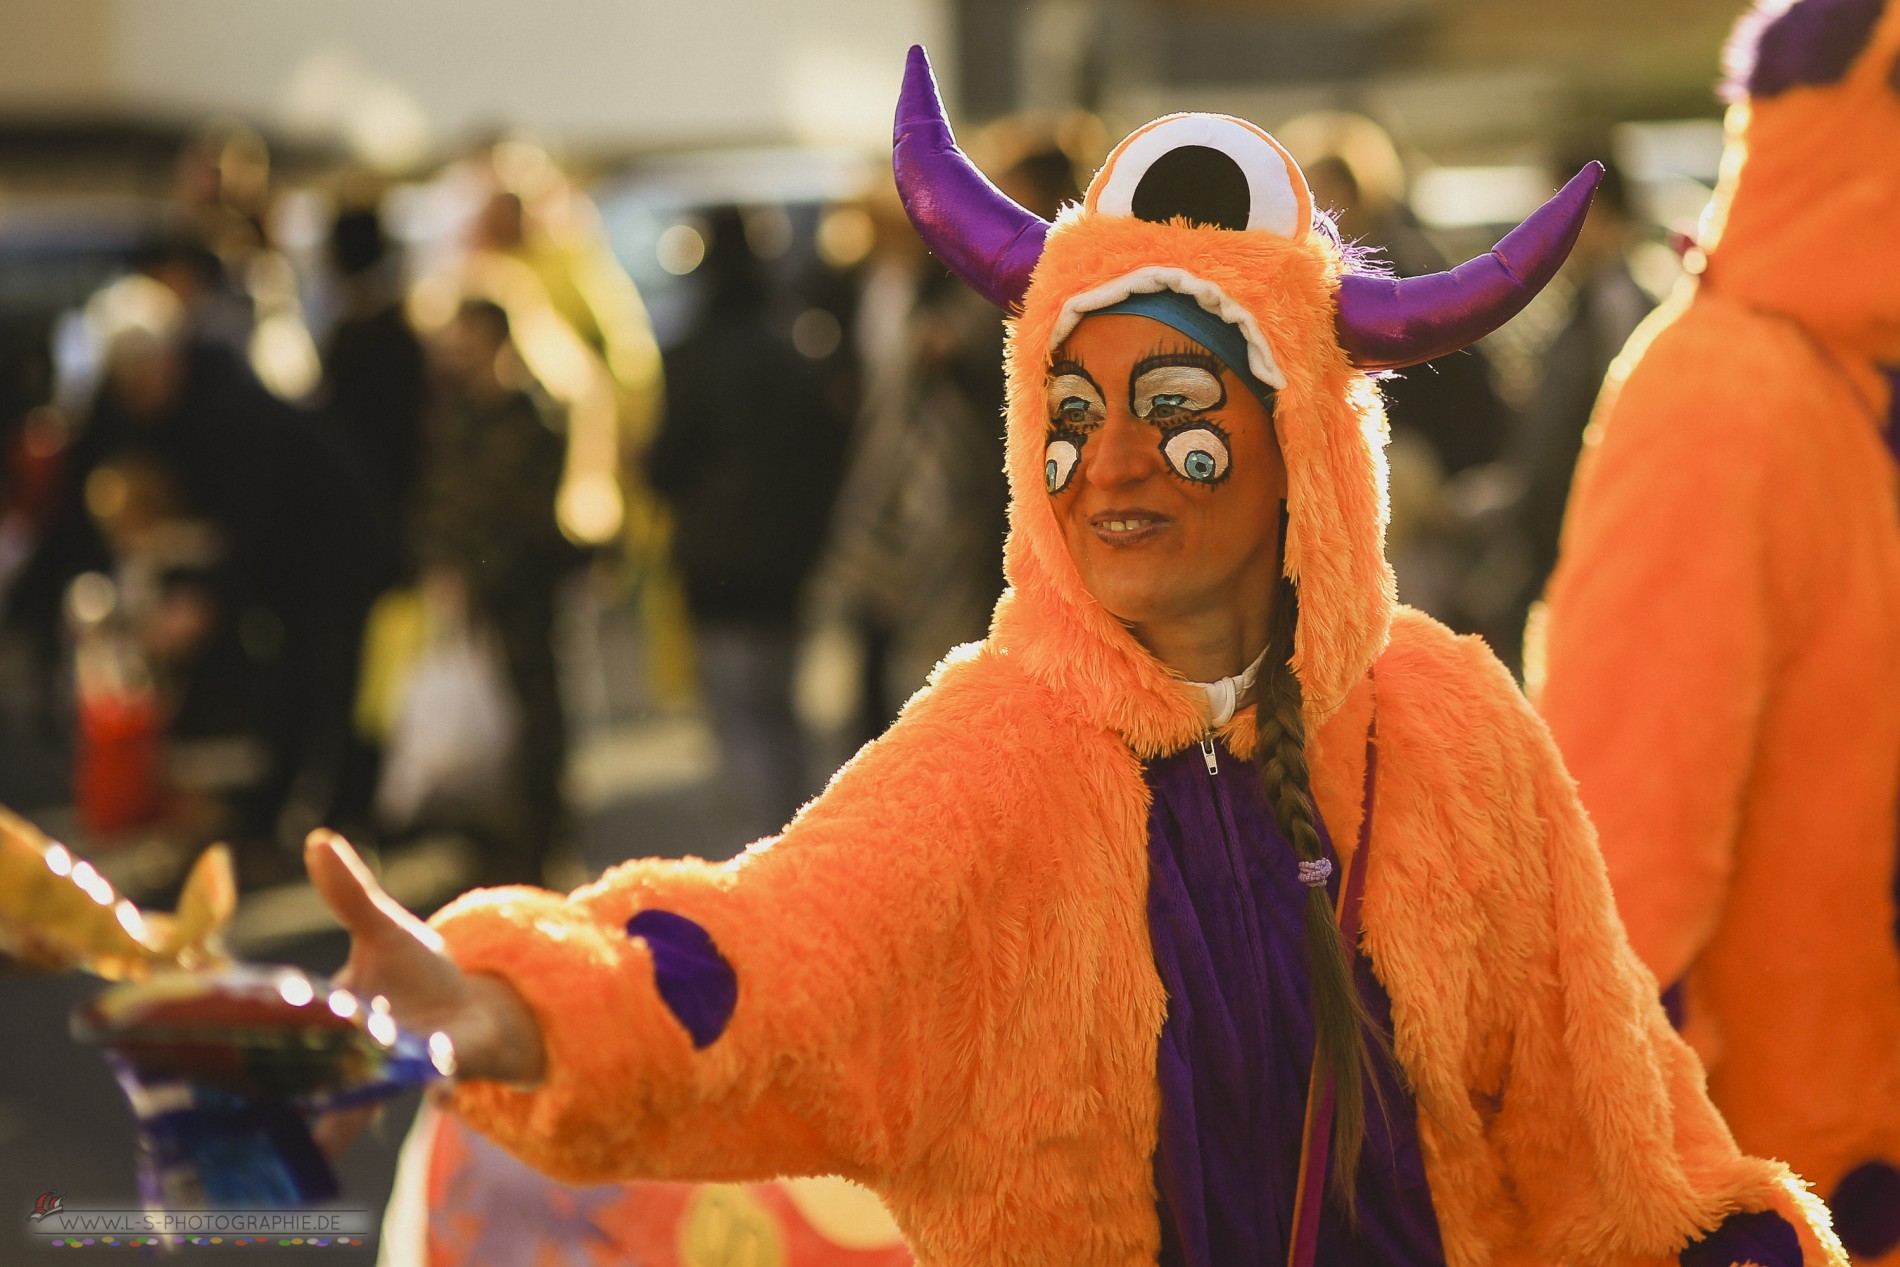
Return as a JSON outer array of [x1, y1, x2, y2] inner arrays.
[[306, 831, 407, 937], [303, 829, 386, 935], [305, 830, 446, 953]]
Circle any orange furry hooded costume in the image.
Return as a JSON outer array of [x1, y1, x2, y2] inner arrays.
[[1532, 1, 1900, 1258], [424, 48, 1845, 1267]]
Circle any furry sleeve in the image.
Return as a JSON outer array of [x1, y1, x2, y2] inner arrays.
[[1462, 633, 1842, 1267], [1365, 614, 1841, 1267], [1531, 306, 1793, 990], [428, 646, 1031, 1190], [1489, 664, 1831, 1267]]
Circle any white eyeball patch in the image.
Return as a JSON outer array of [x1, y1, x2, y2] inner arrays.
[[1161, 426, 1230, 483]]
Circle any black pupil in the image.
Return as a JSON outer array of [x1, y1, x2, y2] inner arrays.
[[1130, 145, 1251, 231]]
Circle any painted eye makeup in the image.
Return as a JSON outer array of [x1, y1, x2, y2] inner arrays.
[[1045, 436, 1082, 493], [1160, 424, 1231, 484], [1045, 362, 1101, 496], [1133, 363, 1225, 420], [1046, 371, 1106, 430]]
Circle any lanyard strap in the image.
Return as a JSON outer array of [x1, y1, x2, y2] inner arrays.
[[1287, 706, 1378, 1267]]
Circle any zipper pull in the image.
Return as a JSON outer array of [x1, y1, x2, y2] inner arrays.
[[1199, 735, 1219, 776]]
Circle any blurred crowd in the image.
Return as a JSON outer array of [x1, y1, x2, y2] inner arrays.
[[0, 110, 1670, 897]]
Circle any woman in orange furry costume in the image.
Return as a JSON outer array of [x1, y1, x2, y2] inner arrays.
[[1532, 1, 1900, 1259], [307, 48, 1843, 1267]]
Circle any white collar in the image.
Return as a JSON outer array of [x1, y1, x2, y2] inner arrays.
[[1190, 645, 1272, 728]]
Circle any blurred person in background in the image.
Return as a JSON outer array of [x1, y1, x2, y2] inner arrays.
[[0, 320, 69, 763], [9, 272, 381, 868], [320, 201, 428, 580], [315, 199, 429, 832], [465, 158, 664, 454], [461, 145, 666, 555], [443, 148, 689, 717], [415, 298, 572, 887], [135, 236, 244, 352], [1533, 0, 1900, 1254], [173, 122, 272, 271], [0, 318, 62, 620], [1279, 113, 1513, 634], [1485, 150, 1651, 671], [649, 207, 848, 839], [1280, 111, 1511, 481], [166, 122, 324, 403], [163, 124, 269, 356], [812, 127, 1085, 736]]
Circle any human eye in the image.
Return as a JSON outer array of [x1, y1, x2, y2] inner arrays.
[[1046, 371, 1105, 430], [1133, 364, 1224, 421], [1148, 392, 1190, 421]]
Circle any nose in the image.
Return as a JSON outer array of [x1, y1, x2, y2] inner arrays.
[[1081, 410, 1158, 490]]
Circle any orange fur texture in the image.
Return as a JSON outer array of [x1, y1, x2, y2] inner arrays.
[[431, 166, 1846, 1265], [1533, 4, 1900, 1258]]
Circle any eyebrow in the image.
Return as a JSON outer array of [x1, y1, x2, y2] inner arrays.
[[1047, 357, 1103, 396], [1131, 345, 1225, 381]]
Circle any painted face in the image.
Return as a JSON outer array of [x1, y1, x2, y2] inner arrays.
[[1046, 311, 1287, 630]]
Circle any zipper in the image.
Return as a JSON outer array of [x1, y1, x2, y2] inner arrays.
[[1197, 734, 1271, 1138]]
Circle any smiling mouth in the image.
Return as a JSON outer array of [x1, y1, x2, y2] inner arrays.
[[1089, 511, 1172, 544]]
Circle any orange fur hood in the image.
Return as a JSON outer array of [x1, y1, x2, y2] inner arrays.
[[1701, 0, 1900, 360], [992, 208, 1395, 756]]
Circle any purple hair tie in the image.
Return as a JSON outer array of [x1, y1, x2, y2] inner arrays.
[[1297, 857, 1333, 888]]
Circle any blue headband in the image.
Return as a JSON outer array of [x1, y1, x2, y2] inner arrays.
[[1088, 290, 1275, 406]]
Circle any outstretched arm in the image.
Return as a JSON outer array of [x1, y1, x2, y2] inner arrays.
[[313, 658, 1023, 1191]]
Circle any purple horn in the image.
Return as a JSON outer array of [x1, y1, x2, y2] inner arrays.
[[1334, 163, 1605, 372], [894, 45, 1049, 313]]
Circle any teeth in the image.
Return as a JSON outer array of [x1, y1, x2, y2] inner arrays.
[[1101, 519, 1153, 532]]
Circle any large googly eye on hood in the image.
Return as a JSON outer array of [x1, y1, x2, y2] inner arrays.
[[1086, 114, 1313, 240]]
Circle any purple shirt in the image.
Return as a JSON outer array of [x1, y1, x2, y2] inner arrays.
[[1143, 737, 1444, 1267]]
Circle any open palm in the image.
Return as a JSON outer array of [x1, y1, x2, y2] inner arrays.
[[305, 830, 543, 1084]]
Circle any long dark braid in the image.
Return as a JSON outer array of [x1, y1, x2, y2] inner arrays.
[[1254, 571, 1380, 1214]]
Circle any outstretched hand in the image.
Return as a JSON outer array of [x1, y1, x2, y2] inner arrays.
[[304, 830, 546, 1086]]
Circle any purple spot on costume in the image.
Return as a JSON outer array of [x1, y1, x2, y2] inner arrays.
[[1884, 367, 1900, 467], [1660, 979, 1688, 1030], [1832, 1160, 1900, 1257], [626, 909, 738, 1048], [1727, 0, 1887, 99], [1681, 1209, 1805, 1267], [1889, 367, 1900, 968]]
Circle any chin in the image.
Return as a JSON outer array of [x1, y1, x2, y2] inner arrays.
[[1084, 573, 1197, 627]]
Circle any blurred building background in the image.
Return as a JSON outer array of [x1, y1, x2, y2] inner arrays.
[[0, 1, 1744, 1261]]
